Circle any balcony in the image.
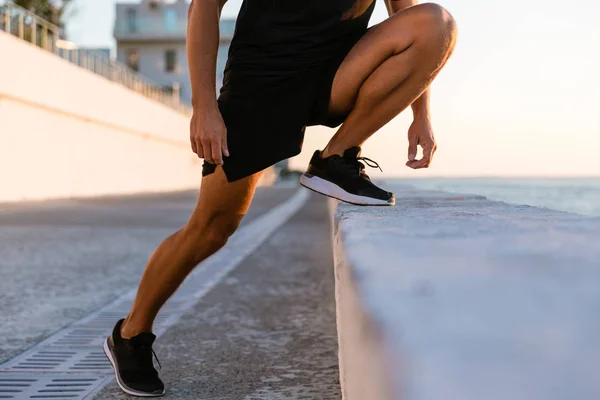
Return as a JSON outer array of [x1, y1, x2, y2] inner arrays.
[[114, 16, 186, 41], [114, 16, 236, 42]]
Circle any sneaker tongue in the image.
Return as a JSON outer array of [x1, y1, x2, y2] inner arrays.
[[343, 147, 362, 159], [130, 332, 156, 347]]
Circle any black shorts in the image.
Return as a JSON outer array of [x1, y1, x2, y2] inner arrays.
[[202, 29, 369, 182]]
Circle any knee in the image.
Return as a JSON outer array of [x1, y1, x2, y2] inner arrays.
[[203, 221, 236, 253], [414, 3, 457, 44], [185, 212, 242, 261]]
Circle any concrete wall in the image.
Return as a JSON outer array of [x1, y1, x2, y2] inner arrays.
[[0, 31, 262, 203], [330, 196, 395, 400], [332, 185, 600, 399]]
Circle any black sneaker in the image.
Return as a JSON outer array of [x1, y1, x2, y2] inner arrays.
[[104, 319, 165, 397], [300, 147, 395, 206]]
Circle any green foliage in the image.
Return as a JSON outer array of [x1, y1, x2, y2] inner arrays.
[[12, 0, 74, 27]]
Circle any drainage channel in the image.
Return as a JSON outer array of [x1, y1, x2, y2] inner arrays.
[[0, 188, 309, 400]]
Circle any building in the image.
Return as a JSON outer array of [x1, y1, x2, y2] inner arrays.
[[114, 0, 235, 105]]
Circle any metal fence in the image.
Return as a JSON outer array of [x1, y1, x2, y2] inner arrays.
[[0, 1, 191, 114]]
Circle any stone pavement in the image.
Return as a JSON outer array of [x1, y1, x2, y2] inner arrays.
[[0, 186, 340, 399]]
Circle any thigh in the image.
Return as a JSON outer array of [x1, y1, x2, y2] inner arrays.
[[188, 166, 263, 232], [328, 6, 425, 117]]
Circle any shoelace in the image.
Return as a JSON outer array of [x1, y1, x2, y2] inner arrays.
[[151, 348, 162, 370], [344, 156, 383, 173], [134, 343, 162, 371], [357, 156, 383, 172]]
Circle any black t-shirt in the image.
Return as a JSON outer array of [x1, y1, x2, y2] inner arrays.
[[224, 0, 376, 73]]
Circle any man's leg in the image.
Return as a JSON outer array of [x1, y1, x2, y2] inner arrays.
[[105, 167, 263, 396], [323, 3, 457, 157], [121, 166, 263, 338], [300, 4, 456, 205]]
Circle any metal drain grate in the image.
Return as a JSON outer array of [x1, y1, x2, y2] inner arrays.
[[0, 306, 189, 374], [33, 311, 175, 350], [45, 329, 108, 348], [0, 374, 111, 399], [0, 189, 309, 399], [1, 350, 112, 374]]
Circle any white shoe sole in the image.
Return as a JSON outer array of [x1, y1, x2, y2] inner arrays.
[[300, 174, 395, 206], [104, 338, 165, 398]]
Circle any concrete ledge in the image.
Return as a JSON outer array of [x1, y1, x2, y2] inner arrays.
[[332, 184, 600, 400], [0, 31, 276, 202]]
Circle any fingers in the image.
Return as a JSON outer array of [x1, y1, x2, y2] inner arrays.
[[222, 132, 230, 158], [211, 137, 224, 165], [407, 136, 418, 162], [202, 136, 226, 165], [196, 140, 204, 159], [211, 130, 229, 165], [193, 136, 226, 165], [190, 114, 228, 164], [406, 141, 436, 169], [191, 136, 205, 159], [202, 140, 213, 164]]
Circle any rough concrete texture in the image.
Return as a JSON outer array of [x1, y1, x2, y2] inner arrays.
[[0, 187, 297, 364], [94, 192, 340, 400], [335, 184, 600, 400]]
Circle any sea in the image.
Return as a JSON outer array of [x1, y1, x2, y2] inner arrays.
[[386, 178, 600, 217]]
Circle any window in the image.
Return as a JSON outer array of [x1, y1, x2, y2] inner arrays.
[[164, 9, 177, 33], [126, 8, 137, 33], [127, 49, 139, 72], [165, 49, 177, 73]]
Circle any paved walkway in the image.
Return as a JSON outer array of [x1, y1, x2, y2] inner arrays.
[[0, 186, 340, 399]]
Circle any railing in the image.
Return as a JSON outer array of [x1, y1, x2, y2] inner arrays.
[[0, 1, 191, 115], [114, 16, 186, 39], [114, 16, 234, 42]]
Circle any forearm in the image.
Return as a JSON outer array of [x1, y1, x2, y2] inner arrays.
[[187, 0, 223, 109], [385, 0, 431, 119], [411, 89, 430, 120]]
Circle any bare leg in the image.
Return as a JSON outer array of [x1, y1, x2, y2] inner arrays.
[[322, 3, 457, 157], [121, 167, 263, 339]]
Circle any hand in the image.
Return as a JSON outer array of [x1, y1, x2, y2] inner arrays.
[[406, 117, 437, 169], [190, 105, 229, 165]]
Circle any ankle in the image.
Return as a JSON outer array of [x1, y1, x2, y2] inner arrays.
[[120, 320, 134, 340], [120, 317, 150, 340], [320, 147, 343, 159]]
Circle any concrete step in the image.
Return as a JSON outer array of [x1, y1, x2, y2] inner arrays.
[[333, 185, 600, 400]]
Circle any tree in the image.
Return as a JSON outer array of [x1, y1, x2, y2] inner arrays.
[[13, 0, 74, 29]]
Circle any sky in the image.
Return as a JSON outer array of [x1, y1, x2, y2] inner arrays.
[[66, 0, 600, 177]]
